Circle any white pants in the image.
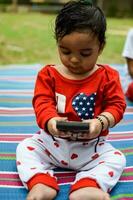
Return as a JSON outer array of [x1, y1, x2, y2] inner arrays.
[[16, 130, 126, 192]]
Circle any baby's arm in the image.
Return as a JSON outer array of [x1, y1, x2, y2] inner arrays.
[[81, 112, 115, 140], [102, 69, 126, 124], [81, 69, 126, 140], [32, 67, 60, 131]]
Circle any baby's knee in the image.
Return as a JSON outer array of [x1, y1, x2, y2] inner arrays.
[[118, 151, 126, 169], [16, 138, 32, 155], [111, 150, 126, 174]]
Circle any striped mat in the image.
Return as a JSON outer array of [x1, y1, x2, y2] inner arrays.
[[0, 64, 133, 200]]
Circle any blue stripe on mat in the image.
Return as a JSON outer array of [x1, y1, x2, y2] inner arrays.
[[0, 64, 41, 76], [110, 140, 133, 148], [0, 116, 36, 122], [0, 161, 17, 171], [0, 143, 18, 152], [111, 113, 133, 131], [0, 126, 38, 133], [0, 183, 133, 200], [111, 124, 133, 132], [123, 113, 133, 119], [0, 116, 38, 133], [0, 95, 32, 100], [0, 188, 27, 200], [110, 182, 133, 199], [0, 82, 34, 90]]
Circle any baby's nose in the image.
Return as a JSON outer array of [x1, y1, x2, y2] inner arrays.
[[70, 56, 80, 63]]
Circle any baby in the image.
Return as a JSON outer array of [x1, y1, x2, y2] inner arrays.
[[16, 1, 126, 200]]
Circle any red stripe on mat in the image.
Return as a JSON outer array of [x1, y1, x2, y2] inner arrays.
[[0, 167, 132, 187]]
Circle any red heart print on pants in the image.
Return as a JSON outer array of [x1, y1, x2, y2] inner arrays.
[[54, 142, 60, 148], [27, 146, 35, 151], [92, 153, 99, 160], [71, 153, 78, 159], [61, 160, 68, 166], [114, 151, 122, 156], [108, 171, 114, 177]]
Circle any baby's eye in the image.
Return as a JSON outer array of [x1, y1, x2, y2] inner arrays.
[[62, 51, 71, 55], [80, 53, 91, 57]]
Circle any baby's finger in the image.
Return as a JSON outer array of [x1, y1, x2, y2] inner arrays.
[[78, 132, 89, 139], [59, 131, 71, 138], [70, 133, 78, 141]]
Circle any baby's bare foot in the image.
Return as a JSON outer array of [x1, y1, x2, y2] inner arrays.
[[26, 183, 57, 200], [69, 187, 110, 200]]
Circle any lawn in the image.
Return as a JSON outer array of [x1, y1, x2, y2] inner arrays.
[[0, 12, 132, 66]]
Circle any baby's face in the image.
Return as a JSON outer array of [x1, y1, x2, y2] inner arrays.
[[57, 31, 103, 75]]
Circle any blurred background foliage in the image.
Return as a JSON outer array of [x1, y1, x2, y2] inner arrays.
[[0, 0, 133, 65], [0, 0, 133, 17]]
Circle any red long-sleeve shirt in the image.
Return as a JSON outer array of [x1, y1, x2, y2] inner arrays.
[[32, 64, 126, 136]]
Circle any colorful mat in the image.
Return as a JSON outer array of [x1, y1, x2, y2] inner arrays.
[[0, 64, 133, 200]]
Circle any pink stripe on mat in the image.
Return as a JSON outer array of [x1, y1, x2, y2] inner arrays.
[[121, 149, 133, 153], [0, 76, 35, 81], [0, 167, 132, 187], [0, 134, 32, 142], [0, 172, 76, 186], [108, 132, 133, 141], [0, 180, 23, 186], [120, 176, 133, 181], [0, 109, 34, 115], [0, 174, 19, 179], [0, 154, 16, 157], [124, 167, 133, 173], [0, 90, 33, 95], [126, 107, 133, 112]]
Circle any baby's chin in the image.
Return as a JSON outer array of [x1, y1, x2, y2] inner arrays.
[[69, 68, 94, 75]]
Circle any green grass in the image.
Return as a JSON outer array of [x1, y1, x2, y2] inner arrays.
[[101, 18, 133, 64], [0, 12, 133, 66]]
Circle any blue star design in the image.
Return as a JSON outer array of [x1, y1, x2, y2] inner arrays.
[[72, 92, 96, 120]]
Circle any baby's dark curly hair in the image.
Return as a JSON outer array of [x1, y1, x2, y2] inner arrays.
[[55, 0, 106, 46]]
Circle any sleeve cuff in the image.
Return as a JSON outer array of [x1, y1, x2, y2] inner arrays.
[[27, 173, 59, 191], [70, 178, 100, 193]]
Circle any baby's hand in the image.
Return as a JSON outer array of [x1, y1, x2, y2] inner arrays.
[[47, 117, 71, 139], [79, 118, 102, 140]]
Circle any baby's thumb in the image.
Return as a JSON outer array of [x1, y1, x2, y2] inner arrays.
[[58, 117, 68, 121]]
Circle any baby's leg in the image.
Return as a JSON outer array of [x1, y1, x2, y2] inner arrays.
[[69, 146, 126, 200], [26, 183, 57, 200], [16, 138, 59, 200], [69, 187, 110, 200]]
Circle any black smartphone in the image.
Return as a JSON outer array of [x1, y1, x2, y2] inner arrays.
[[56, 121, 89, 133]]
